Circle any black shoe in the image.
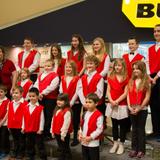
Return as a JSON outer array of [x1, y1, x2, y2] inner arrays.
[[71, 140, 79, 146]]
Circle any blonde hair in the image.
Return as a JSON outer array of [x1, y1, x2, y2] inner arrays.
[[128, 61, 150, 91], [109, 58, 127, 80], [65, 60, 78, 76], [92, 37, 106, 55]]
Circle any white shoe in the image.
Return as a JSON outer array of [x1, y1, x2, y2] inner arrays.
[[109, 141, 118, 153], [116, 142, 124, 155]]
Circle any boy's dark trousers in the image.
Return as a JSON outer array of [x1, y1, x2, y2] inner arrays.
[[25, 132, 47, 160], [130, 110, 148, 153], [55, 134, 72, 160], [40, 98, 56, 138], [9, 128, 25, 158], [82, 145, 99, 160], [0, 126, 10, 154]]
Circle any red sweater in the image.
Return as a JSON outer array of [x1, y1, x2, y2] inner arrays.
[[18, 49, 39, 73], [123, 53, 144, 78], [148, 45, 160, 74], [23, 104, 43, 132], [7, 101, 28, 129], [0, 98, 10, 120], [51, 108, 72, 134]]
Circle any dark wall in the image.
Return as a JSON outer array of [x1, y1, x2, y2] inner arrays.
[[0, 0, 154, 46]]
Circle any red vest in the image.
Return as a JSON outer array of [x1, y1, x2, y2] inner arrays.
[[23, 104, 43, 132], [81, 73, 103, 104], [108, 76, 128, 105], [0, 99, 10, 120], [128, 81, 146, 106], [38, 72, 59, 99], [7, 101, 28, 129], [18, 49, 39, 73], [61, 75, 79, 101], [67, 50, 83, 73], [51, 108, 72, 134], [81, 110, 103, 140], [17, 80, 33, 98], [57, 58, 66, 77], [148, 45, 160, 74], [123, 53, 144, 78], [96, 54, 108, 78]]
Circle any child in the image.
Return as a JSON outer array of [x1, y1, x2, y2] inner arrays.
[[77, 55, 104, 111], [50, 43, 66, 77], [127, 61, 151, 158], [34, 59, 59, 139], [79, 93, 103, 160], [17, 68, 33, 100], [67, 34, 86, 76], [105, 58, 128, 155], [16, 37, 40, 83], [122, 37, 144, 78], [21, 87, 47, 160], [0, 85, 10, 159], [50, 93, 72, 160], [59, 60, 81, 146], [92, 37, 110, 78], [7, 86, 28, 159]]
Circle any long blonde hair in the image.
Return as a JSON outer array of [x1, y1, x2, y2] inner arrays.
[[92, 37, 106, 55], [109, 58, 127, 81], [65, 60, 78, 76], [128, 61, 150, 91]]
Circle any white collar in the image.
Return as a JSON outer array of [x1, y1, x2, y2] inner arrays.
[[13, 98, 24, 104], [28, 102, 39, 107], [0, 96, 7, 103]]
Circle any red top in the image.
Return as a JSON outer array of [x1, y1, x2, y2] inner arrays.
[[23, 104, 43, 133], [123, 53, 144, 78], [61, 75, 79, 101], [18, 49, 39, 73], [108, 76, 128, 105], [7, 101, 28, 129], [56, 58, 66, 77], [0, 98, 10, 120], [51, 108, 72, 134], [38, 72, 59, 99], [17, 80, 32, 98], [81, 109, 103, 140], [67, 50, 83, 73], [128, 81, 146, 106], [0, 59, 16, 90], [148, 45, 160, 74]]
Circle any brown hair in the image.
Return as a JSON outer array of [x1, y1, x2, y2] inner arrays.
[[109, 58, 127, 80], [0, 85, 7, 93], [19, 68, 30, 80], [155, 24, 160, 28], [85, 55, 99, 67], [13, 86, 24, 93], [71, 34, 86, 61], [86, 93, 99, 104], [128, 61, 150, 91], [65, 60, 78, 76], [50, 43, 62, 66], [24, 37, 34, 44]]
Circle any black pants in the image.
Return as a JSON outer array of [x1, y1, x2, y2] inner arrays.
[[72, 103, 82, 140], [150, 73, 160, 134], [55, 134, 72, 160], [40, 98, 56, 137], [111, 118, 128, 143], [130, 110, 148, 153], [26, 133, 47, 159], [0, 126, 10, 153], [30, 74, 38, 84], [82, 145, 99, 160], [9, 128, 25, 157]]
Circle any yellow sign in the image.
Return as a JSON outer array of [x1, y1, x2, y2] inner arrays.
[[122, 0, 160, 28]]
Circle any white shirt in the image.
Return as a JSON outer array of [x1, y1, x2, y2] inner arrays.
[[12, 98, 24, 112], [34, 71, 59, 96], [53, 59, 59, 73], [22, 102, 45, 131], [59, 76, 78, 106], [81, 110, 103, 147], [50, 109, 71, 138], [77, 70, 104, 105], [0, 97, 8, 126]]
